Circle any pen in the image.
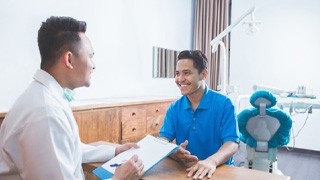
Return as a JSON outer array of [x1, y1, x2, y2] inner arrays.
[[110, 163, 122, 167]]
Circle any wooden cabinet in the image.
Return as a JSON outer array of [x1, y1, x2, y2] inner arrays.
[[73, 108, 121, 144], [121, 105, 147, 143], [0, 98, 176, 144], [147, 103, 170, 136], [72, 98, 175, 144]]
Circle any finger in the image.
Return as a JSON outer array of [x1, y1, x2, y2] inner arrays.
[[135, 158, 144, 175], [138, 162, 144, 171], [198, 168, 210, 179], [135, 159, 143, 166], [175, 148, 191, 160], [207, 169, 215, 178], [192, 167, 205, 179], [187, 164, 198, 177], [126, 143, 140, 149], [138, 164, 144, 176], [180, 140, 188, 148], [130, 154, 139, 162], [185, 154, 198, 162], [187, 169, 194, 178], [131, 143, 140, 148], [178, 148, 191, 155]]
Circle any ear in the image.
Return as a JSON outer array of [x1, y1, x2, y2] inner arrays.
[[200, 69, 208, 80], [63, 52, 74, 69]]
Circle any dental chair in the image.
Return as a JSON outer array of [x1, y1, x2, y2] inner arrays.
[[237, 90, 292, 174]]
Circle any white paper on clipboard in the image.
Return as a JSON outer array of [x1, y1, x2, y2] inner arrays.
[[93, 134, 178, 179]]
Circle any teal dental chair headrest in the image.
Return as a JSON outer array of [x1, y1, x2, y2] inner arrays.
[[238, 90, 292, 148], [250, 90, 277, 108]]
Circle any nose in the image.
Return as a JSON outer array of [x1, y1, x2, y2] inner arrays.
[[176, 76, 185, 85], [176, 74, 185, 82]]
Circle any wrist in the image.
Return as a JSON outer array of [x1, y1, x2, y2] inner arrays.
[[208, 156, 219, 167], [115, 147, 120, 156]]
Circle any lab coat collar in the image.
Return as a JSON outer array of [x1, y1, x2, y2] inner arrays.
[[33, 69, 68, 103]]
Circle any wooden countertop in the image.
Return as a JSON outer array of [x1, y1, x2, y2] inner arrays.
[[83, 141, 291, 180], [0, 96, 179, 118], [83, 155, 291, 180], [70, 96, 178, 111]]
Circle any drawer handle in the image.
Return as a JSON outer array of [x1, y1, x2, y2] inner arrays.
[[132, 112, 136, 116], [155, 109, 159, 112], [132, 128, 136, 132]]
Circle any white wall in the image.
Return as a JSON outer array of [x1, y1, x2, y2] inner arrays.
[[231, 0, 320, 151], [230, 0, 320, 95], [0, 0, 193, 111]]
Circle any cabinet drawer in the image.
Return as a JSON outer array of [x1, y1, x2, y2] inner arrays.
[[121, 105, 147, 140], [147, 103, 168, 135]]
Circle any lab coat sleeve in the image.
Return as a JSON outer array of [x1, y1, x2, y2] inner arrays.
[[8, 108, 83, 180], [81, 143, 116, 163]]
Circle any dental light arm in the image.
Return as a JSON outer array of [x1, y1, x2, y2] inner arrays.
[[210, 7, 257, 53], [210, 6, 258, 95]]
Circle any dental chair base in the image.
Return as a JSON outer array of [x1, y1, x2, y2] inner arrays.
[[245, 146, 283, 175]]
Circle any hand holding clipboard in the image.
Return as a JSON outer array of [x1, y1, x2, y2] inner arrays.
[[93, 135, 178, 179]]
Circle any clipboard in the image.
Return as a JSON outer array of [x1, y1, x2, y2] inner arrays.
[[92, 134, 178, 179]]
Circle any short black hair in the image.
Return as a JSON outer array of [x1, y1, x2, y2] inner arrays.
[[37, 16, 87, 69], [177, 50, 208, 73]]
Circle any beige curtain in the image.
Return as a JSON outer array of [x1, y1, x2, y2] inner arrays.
[[155, 47, 179, 78], [193, 0, 231, 90]]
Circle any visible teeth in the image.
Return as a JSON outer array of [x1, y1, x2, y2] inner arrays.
[[181, 84, 188, 87]]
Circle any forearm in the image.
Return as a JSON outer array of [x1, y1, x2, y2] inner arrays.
[[207, 141, 239, 166], [82, 143, 116, 163]]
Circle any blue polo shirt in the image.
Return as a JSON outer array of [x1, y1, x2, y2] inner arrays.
[[159, 86, 239, 165]]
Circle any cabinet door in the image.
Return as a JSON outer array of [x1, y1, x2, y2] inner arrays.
[[146, 103, 168, 136], [73, 108, 121, 144], [121, 105, 147, 143]]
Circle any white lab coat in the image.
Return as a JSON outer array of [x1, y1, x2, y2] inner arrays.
[[0, 69, 115, 180]]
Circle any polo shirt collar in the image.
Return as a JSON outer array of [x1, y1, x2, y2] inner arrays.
[[182, 85, 211, 110]]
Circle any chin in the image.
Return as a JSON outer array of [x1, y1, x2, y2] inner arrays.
[[79, 82, 90, 88], [180, 91, 188, 96]]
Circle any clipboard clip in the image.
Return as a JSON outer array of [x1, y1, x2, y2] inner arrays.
[[154, 137, 170, 145]]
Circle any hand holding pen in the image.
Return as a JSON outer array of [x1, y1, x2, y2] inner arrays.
[[110, 163, 122, 167], [113, 155, 144, 180], [110, 159, 127, 167]]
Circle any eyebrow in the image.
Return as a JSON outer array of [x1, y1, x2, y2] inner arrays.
[[176, 69, 192, 73]]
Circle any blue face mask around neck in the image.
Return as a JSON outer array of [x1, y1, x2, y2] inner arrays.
[[63, 88, 75, 102]]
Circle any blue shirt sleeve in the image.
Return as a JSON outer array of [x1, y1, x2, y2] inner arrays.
[[159, 103, 176, 141], [220, 98, 240, 144]]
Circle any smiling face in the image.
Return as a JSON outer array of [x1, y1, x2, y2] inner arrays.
[[175, 59, 207, 97]]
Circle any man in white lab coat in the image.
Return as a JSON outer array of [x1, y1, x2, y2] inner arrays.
[[0, 16, 144, 180]]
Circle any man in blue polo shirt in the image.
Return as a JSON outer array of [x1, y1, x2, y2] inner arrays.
[[159, 50, 239, 179]]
